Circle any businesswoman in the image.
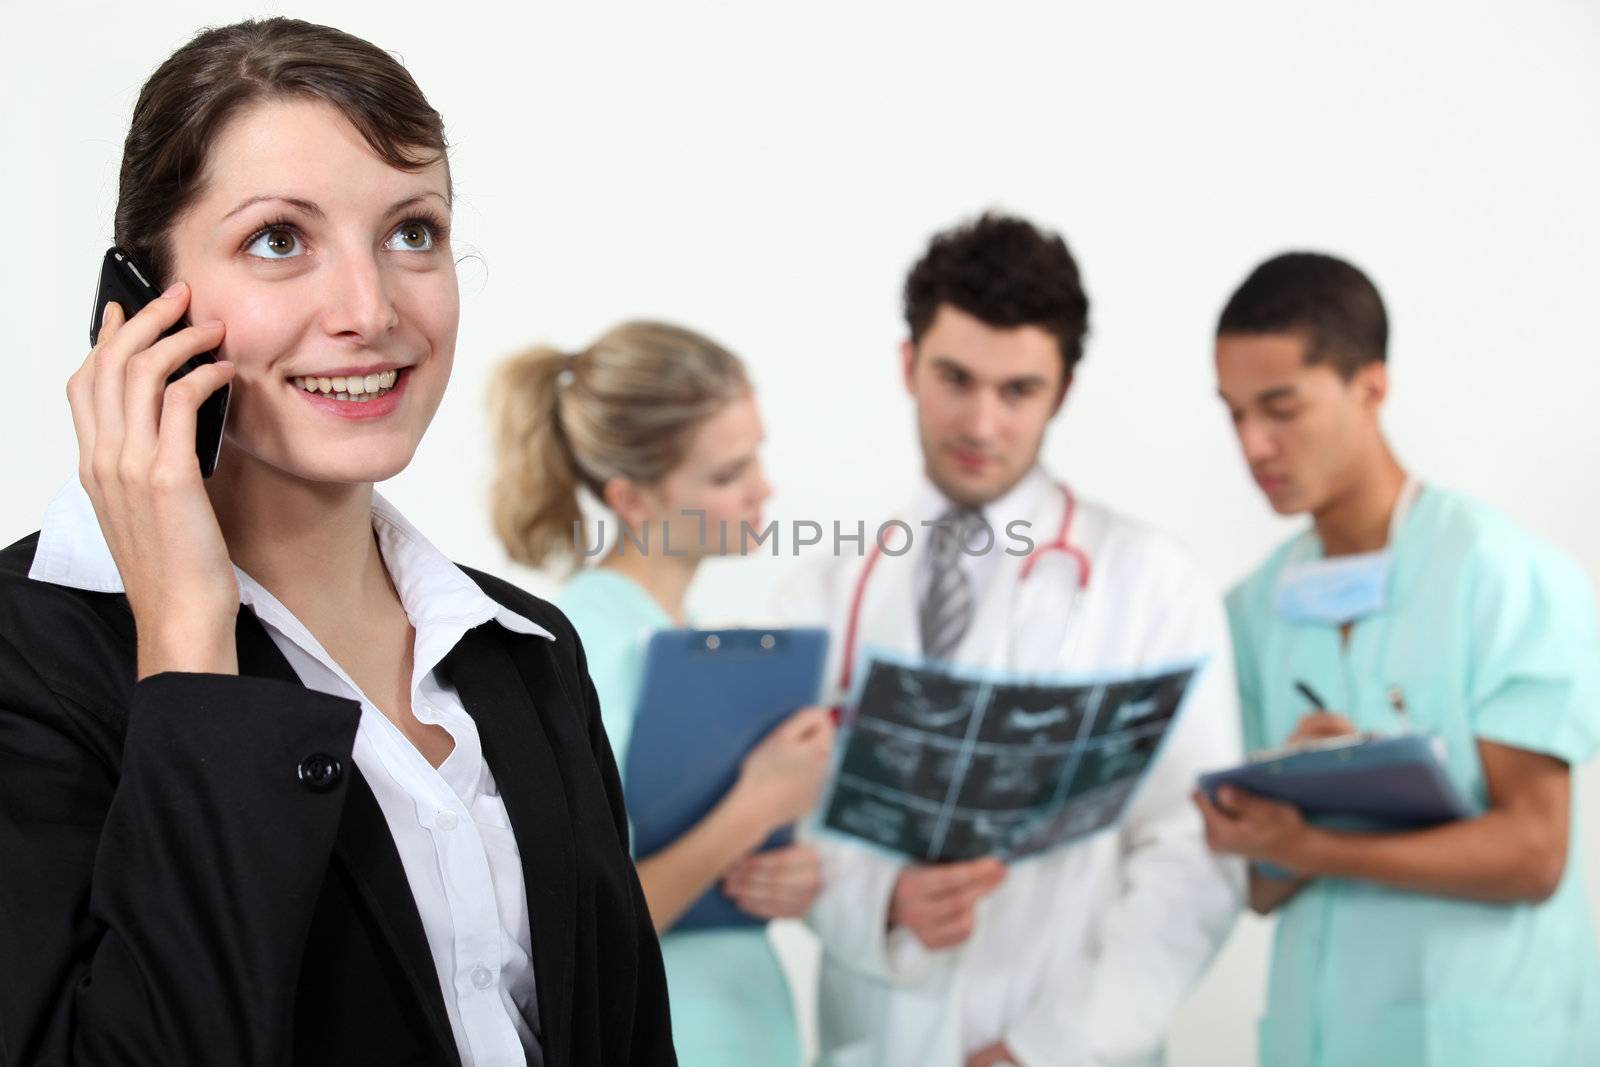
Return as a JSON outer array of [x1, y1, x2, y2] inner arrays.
[[0, 18, 672, 1066], [489, 323, 834, 1067]]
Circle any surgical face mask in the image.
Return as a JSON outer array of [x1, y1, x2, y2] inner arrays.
[[1273, 476, 1427, 627], [1274, 548, 1392, 625], [1274, 476, 1422, 626]]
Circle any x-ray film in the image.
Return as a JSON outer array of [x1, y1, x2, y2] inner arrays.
[[818, 650, 1201, 863]]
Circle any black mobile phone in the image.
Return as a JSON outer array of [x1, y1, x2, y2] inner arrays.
[[90, 247, 230, 478]]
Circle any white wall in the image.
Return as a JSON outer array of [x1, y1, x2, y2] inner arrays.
[[4, 2, 1597, 1063]]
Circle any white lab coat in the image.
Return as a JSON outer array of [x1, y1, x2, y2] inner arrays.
[[783, 473, 1245, 1067]]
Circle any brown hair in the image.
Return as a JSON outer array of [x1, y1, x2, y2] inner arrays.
[[489, 322, 750, 570], [115, 17, 449, 287]]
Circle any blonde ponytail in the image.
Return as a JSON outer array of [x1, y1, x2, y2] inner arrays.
[[488, 346, 592, 568]]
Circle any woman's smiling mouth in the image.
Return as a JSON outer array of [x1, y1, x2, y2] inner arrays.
[[292, 368, 400, 402], [289, 366, 411, 418]]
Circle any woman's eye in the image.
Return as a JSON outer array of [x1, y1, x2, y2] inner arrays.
[[386, 221, 434, 252], [246, 227, 302, 259]]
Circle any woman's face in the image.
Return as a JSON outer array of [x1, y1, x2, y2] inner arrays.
[[165, 97, 457, 486], [638, 391, 773, 558]]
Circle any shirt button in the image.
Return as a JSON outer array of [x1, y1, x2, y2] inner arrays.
[[469, 964, 494, 990], [297, 753, 343, 792], [434, 811, 459, 831]]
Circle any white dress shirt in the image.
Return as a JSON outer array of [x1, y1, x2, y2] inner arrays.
[[29, 479, 551, 1067]]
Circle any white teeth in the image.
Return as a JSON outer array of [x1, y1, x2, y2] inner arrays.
[[293, 368, 403, 401]]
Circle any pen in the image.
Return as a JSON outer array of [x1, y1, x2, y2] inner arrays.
[[1387, 686, 1412, 733], [1295, 680, 1328, 710]]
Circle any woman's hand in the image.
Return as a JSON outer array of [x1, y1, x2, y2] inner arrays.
[[732, 705, 836, 832], [635, 711, 834, 933], [722, 843, 824, 919], [68, 283, 239, 679]]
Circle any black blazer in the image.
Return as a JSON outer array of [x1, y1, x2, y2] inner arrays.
[[0, 532, 675, 1066]]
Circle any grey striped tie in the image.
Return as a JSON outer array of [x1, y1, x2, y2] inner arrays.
[[921, 507, 983, 661]]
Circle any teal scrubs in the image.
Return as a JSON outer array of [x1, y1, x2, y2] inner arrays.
[[1228, 486, 1600, 1067], [559, 569, 802, 1067]]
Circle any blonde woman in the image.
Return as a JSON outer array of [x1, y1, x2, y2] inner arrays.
[[490, 322, 833, 1067]]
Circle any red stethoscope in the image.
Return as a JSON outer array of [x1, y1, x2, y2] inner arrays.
[[836, 482, 1093, 694]]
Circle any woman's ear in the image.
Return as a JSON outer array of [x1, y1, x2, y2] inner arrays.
[[603, 476, 650, 530]]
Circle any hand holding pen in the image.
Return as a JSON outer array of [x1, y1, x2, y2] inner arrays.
[[1288, 680, 1358, 744]]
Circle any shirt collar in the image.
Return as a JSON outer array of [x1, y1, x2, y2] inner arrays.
[[29, 478, 125, 593], [28, 477, 553, 647], [912, 464, 1051, 533]]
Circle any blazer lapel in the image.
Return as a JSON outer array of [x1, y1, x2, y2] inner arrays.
[[233, 608, 463, 1067], [328, 774, 464, 1067], [440, 623, 577, 1067]]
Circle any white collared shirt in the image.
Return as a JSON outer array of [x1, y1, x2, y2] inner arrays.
[[30, 479, 550, 1067]]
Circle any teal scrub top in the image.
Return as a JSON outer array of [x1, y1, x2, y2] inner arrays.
[[559, 569, 801, 1067], [1228, 486, 1600, 1067]]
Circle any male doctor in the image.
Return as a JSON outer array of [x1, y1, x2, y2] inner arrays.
[[774, 214, 1243, 1067]]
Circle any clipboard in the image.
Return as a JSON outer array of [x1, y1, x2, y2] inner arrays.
[[623, 627, 829, 931], [1198, 734, 1474, 830]]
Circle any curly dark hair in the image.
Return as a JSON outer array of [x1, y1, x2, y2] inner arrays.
[[1217, 252, 1388, 379], [903, 212, 1091, 376]]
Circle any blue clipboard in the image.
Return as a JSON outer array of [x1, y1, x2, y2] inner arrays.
[[623, 627, 829, 931], [1198, 734, 1474, 830]]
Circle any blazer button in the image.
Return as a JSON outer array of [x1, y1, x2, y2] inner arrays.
[[298, 752, 344, 793]]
